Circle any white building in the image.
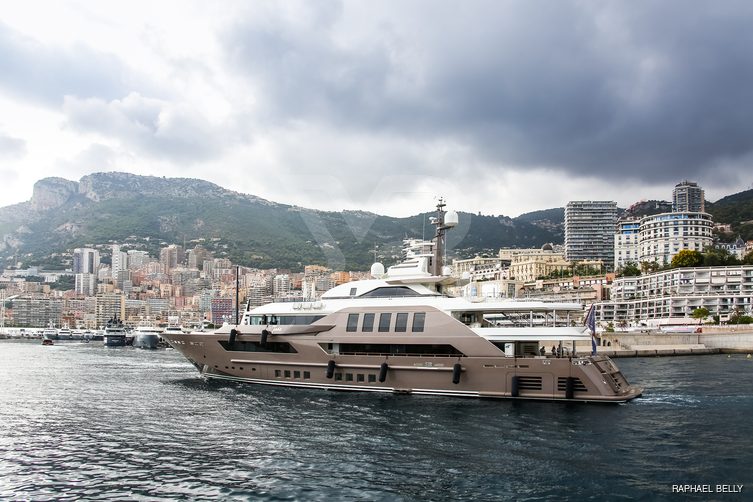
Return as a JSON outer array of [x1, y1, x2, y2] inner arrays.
[[73, 248, 100, 274], [614, 219, 641, 270], [111, 245, 128, 280], [639, 212, 713, 265], [595, 265, 753, 325]]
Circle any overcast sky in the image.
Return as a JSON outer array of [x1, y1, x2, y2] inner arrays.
[[1, 0, 752, 217]]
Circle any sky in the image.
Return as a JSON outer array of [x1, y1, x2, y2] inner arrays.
[[1, 0, 753, 217]]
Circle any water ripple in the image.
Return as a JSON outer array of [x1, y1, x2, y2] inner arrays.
[[2, 342, 753, 500]]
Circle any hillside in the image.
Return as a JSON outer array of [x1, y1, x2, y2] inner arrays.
[[707, 188, 753, 240], [0, 172, 562, 270]]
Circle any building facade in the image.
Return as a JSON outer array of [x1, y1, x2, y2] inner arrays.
[[638, 212, 713, 265], [595, 265, 753, 325], [565, 201, 618, 268], [673, 180, 705, 213], [614, 219, 640, 270]]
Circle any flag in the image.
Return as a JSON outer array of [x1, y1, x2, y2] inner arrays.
[[585, 304, 597, 355]]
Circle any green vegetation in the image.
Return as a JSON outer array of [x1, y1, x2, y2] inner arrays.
[[0, 176, 564, 270], [691, 307, 710, 324], [616, 262, 641, 277], [670, 250, 704, 268]]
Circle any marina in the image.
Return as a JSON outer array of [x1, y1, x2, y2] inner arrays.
[[1, 339, 750, 500]]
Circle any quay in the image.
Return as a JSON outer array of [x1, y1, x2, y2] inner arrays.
[[581, 327, 753, 358]]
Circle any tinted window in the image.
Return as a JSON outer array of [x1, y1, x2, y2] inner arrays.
[[378, 313, 392, 332], [395, 313, 409, 332], [359, 287, 421, 298], [362, 313, 375, 332], [412, 313, 426, 332], [349, 287, 357, 296], [346, 313, 359, 332]]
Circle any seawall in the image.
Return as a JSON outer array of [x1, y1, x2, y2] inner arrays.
[[585, 329, 753, 357]]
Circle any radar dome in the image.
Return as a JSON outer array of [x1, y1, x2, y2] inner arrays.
[[445, 210, 459, 227], [370, 262, 385, 278]]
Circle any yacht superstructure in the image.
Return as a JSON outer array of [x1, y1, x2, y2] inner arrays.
[[163, 201, 642, 403]]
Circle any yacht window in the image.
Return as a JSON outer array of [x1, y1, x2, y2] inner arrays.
[[359, 287, 422, 298], [337, 343, 465, 357], [412, 313, 426, 332], [349, 287, 357, 296], [357, 374, 365, 382], [378, 313, 392, 332], [346, 313, 359, 332], [219, 340, 297, 353], [294, 370, 301, 379], [252, 315, 325, 325], [362, 313, 375, 332], [395, 313, 409, 332]]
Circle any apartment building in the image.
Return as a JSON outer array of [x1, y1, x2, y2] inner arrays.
[[565, 201, 618, 268], [595, 265, 753, 325]]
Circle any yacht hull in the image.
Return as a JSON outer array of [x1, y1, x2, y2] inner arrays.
[[163, 329, 642, 403]]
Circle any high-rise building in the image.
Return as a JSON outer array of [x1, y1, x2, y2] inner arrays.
[[111, 245, 128, 280], [73, 248, 100, 274], [159, 244, 183, 274], [672, 181, 705, 212], [127, 250, 149, 270], [75, 273, 97, 296], [273, 274, 291, 298], [565, 201, 618, 268]]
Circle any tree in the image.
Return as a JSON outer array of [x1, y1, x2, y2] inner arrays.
[[640, 261, 660, 274], [691, 307, 710, 324], [743, 251, 753, 265], [702, 247, 740, 267], [618, 262, 641, 277], [671, 250, 704, 268]]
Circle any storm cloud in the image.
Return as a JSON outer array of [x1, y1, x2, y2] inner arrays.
[[1, 1, 752, 215], [222, 1, 753, 185]]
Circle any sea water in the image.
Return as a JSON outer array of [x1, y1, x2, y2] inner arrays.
[[1, 340, 751, 501]]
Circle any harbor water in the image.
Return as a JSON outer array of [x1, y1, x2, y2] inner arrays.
[[1, 340, 751, 500]]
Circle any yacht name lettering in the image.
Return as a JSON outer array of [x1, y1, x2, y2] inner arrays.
[[672, 485, 743, 493]]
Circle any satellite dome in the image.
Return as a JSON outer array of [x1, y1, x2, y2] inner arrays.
[[370, 262, 385, 278], [445, 210, 459, 227]]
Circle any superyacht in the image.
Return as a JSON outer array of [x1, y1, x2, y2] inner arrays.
[[163, 201, 642, 403]]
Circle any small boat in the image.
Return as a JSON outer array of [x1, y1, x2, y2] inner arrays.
[[42, 339, 54, 346], [103, 317, 127, 347]]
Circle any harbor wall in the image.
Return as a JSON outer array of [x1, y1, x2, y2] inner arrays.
[[579, 329, 753, 357]]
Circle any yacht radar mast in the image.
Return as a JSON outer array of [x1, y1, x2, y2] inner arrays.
[[431, 198, 458, 276]]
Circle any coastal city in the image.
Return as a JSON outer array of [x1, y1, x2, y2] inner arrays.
[[1, 180, 752, 338], [3, 3, 753, 499]]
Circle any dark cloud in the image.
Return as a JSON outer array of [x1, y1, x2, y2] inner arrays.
[[0, 132, 25, 157], [222, 0, 753, 185]]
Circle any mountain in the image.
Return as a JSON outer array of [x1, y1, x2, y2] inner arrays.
[[706, 188, 753, 241], [0, 172, 562, 270]]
